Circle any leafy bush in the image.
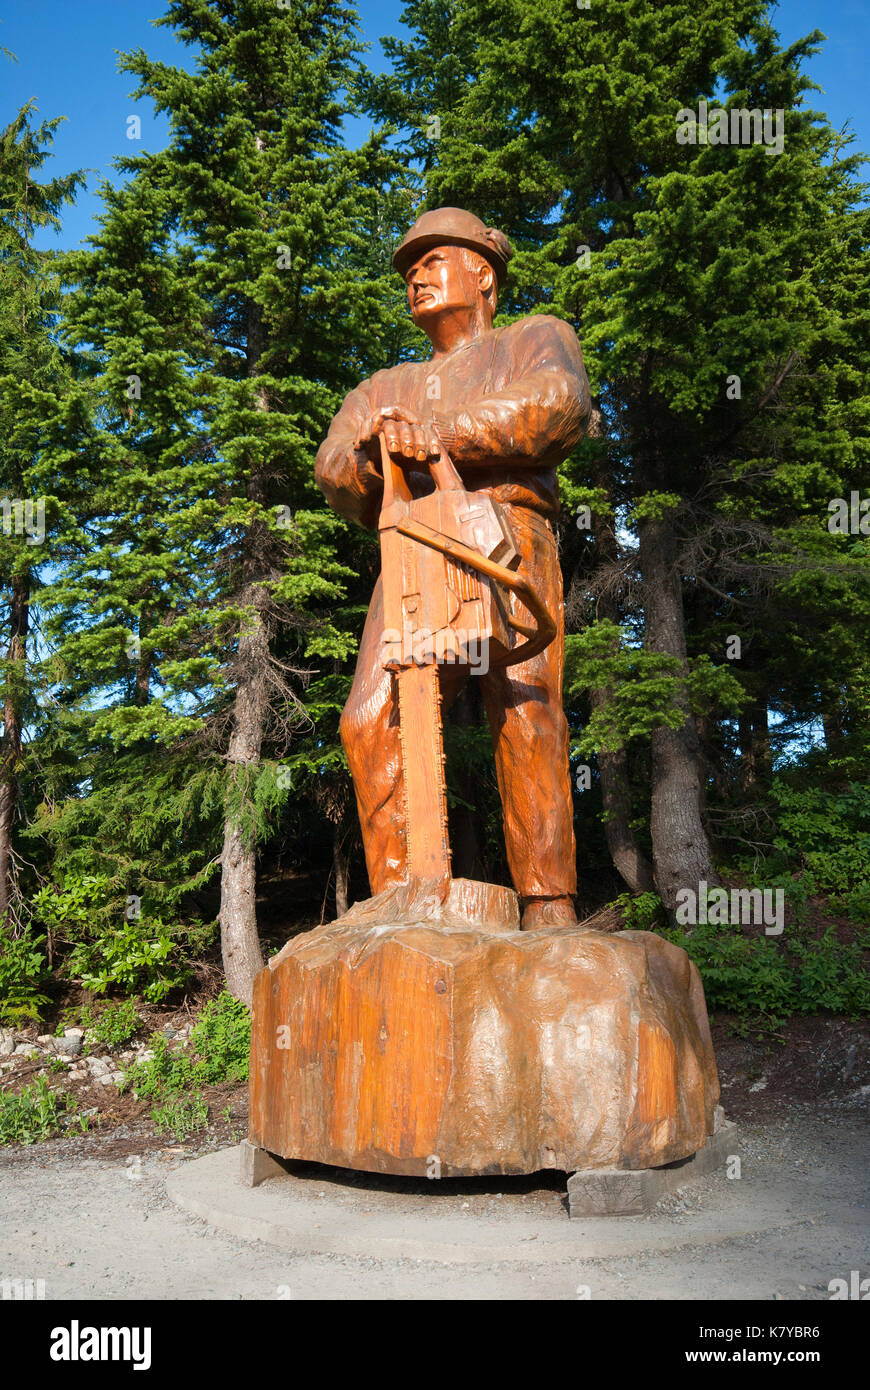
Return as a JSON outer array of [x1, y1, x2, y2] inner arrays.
[[190, 993, 250, 1084], [79, 999, 141, 1050], [659, 919, 869, 1024], [68, 917, 188, 1002], [0, 1078, 87, 1146], [0, 922, 50, 1024], [729, 781, 870, 925], [612, 891, 664, 932], [30, 873, 114, 938], [31, 874, 189, 1001]]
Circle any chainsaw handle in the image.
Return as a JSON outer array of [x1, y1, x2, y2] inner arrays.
[[378, 431, 463, 498], [395, 517, 557, 667]]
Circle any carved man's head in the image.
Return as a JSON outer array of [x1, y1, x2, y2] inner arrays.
[[404, 244, 498, 327], [393, 207, 512, 333]]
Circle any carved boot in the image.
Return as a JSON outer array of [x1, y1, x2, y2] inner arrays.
[[520, 894, 578, 931]]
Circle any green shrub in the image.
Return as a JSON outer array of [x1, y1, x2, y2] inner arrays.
[[124, 1033, 193, 1100], [190, 993, 250, 1084], [612, 891, 665, 932], [728, 781, 870, 926], [123, 992, 250, 1136], [0, 922, 50, 1024], [30, 873, 114, 938], [68, 917, 188, 1002], [79, 999, 142, 1050], [0, 1078, 87, 1146], [31, 874, 189, 1001], [658, 919, 869, 1025]]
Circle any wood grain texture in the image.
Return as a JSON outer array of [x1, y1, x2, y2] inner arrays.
[[249, 924, 720, 1176]]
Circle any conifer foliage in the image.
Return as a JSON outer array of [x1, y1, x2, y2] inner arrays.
[[1, 2, 868, 1013]]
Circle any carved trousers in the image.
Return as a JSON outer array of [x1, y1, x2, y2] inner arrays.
[[340, 503, 577, 901]]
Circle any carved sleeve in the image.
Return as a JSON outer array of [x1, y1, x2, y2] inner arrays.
[[433, 318, 591, 467], [314, 382, 383, 531]]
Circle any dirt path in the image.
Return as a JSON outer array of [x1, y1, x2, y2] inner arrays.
[[1, 1099, 867, 1300]]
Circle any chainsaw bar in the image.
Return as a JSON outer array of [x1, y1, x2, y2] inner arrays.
[[397, 662, 451, 886]]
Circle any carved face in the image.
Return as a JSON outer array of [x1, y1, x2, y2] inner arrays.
[[405, 244, 494, 325]]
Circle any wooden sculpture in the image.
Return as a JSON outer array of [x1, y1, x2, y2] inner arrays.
[[248, 207, 721, 1181]]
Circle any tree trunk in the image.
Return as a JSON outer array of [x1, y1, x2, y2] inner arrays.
[[218, 302, 270, 1003], [590, 688, 655, 894], [588, 504, 654, 894], [740, 693, 770, 789], [0, 576, 28, 924], [219, 589, 269, 1003], [332, 824, 349, 919], [738, 709, 755, 790], [134, 607, 150, 706], [751, 696, 770, 779], [640, 517, 718, 911]]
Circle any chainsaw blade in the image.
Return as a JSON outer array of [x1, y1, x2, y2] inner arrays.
[[397, 662, 451, 888]]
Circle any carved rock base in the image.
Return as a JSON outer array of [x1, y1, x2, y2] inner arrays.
[[248, 920, 720, 1177]]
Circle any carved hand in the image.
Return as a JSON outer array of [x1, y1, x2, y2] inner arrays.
[[353, 406, 441, 469]]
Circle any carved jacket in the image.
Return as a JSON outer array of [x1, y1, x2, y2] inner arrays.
[[315, 314, 591, 530]]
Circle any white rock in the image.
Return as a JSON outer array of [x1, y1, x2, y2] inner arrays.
[[13, 1044, 39, 1057], [64, 1028, 85, 1038]]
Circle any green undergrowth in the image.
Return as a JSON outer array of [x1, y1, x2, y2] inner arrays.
[[611, 890, 869, 1031], [123, 992, 250, 1142], [0, 1077, 90, 1146]]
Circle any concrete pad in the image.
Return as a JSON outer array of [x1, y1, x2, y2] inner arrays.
[[165, 1139, 819, 1267]]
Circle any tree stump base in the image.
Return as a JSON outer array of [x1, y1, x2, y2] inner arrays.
[[249, 915, 720, 1177]]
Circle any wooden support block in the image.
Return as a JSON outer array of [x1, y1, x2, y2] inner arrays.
[[567, 1119, 737, 1217]]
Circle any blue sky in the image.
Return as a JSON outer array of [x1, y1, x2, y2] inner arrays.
[[2, 0, 867, 252]]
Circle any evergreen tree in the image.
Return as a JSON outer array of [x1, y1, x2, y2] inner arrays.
[[0, 92, 84, 923], [42, 0, 405, 998]]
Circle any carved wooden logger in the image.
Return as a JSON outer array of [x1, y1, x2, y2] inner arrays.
[[248, 436, 721, 1182]]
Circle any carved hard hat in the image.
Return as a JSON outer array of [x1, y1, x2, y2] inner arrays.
[[393, 207, 513, 287]]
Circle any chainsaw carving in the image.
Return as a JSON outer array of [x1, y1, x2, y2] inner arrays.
[[315, 207, 590, 929], [247, 208, 722, 1181]]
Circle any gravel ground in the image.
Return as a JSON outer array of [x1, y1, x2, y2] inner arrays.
[[1, 1097, 867, 1301]]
